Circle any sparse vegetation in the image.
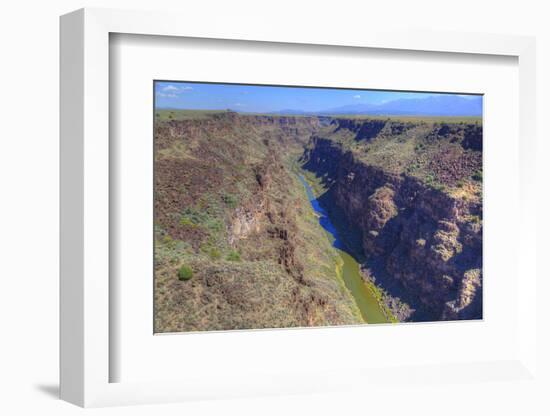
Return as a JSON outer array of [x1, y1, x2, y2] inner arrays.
[[179, 206, 224, 234], [155, 109, 230, 121], [225, 250, 241, 262], [324, 114, 482, 124], [208, 248, 222, 260], [221, 192, 239, 208]]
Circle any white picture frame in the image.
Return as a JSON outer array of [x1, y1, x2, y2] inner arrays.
[[60, 7, 538, 408]]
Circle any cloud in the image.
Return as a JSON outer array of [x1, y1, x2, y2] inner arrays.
[[159, 84, 193, 94], [353, 94, 361, 99], [157, 92, 178, 98], [234, 103, 245, 107], [156, 84, 194, 99]]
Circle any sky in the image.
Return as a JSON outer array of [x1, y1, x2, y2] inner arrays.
[[154, 81, 481, 114]]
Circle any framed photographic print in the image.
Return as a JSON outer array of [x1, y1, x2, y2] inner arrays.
[[60, 8, 538, 408]]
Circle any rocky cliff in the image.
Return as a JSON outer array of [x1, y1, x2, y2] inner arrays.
[[302, 119, 483, 321]]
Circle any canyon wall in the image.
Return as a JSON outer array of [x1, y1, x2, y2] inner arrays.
[[303, 121, 483, 321]]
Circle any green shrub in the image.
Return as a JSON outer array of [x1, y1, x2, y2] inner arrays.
[[177, 265, 193, 281], [226, 250, 241, 262], [179, 217, 195, 227], [221, 192, 239, 208], [209, 248, 222, 260]]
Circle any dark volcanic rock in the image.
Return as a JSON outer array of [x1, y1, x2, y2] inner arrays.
[[462, 124, 483, 151]]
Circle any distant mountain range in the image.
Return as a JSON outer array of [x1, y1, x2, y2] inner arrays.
[[274, 94, 482, 117]]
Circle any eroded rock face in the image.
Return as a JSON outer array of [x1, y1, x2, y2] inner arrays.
[[443, 268, 482, 319], [229, 206, 264, 242], [303, 136, 482, 321]]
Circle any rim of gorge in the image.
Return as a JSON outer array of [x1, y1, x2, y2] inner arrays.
[[154, 110, 482, 332]]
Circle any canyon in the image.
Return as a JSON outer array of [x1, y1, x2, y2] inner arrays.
[[154, 110, 483, 332]]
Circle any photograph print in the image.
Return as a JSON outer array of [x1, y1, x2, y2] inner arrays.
[[154, 81, 483, 333]]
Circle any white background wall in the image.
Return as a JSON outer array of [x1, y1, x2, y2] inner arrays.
[[0, 1, 548, 415]]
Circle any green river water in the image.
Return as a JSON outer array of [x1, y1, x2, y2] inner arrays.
[[298, 174, 389, 324]]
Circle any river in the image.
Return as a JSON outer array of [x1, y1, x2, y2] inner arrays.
[[297, 174, 389, 324]]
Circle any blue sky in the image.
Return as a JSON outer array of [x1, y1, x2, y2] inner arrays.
[[154, 81, 480, 114]]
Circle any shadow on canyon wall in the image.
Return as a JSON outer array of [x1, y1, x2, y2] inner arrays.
[[313, 183, 438, 322]]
